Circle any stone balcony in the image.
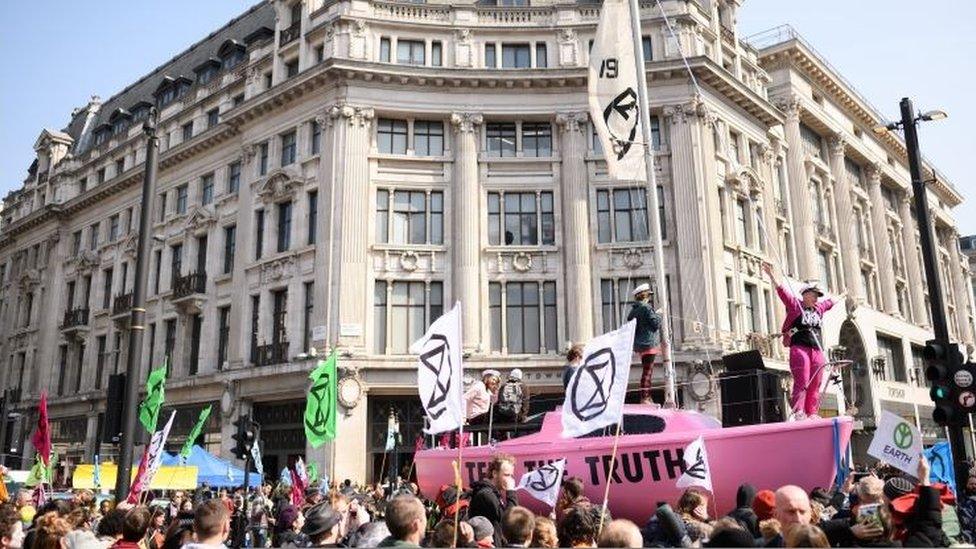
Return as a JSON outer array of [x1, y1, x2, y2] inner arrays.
[[171, 272, 207, 314], [111, 292, 134, 324], [255, 341, 290, 367], [60, 307, 90, 340]]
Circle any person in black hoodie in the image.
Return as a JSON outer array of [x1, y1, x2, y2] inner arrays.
[[902, 456, 949, 547], [726, 483, 760, 538], [468, 453, 518, 546]]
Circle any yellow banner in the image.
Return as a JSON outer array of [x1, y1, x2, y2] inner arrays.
[[72, 463, 198, 490]]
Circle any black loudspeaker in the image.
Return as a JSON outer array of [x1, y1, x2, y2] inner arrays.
[[721, 350, 766, 373], [719, 369, 783, 427], [102, 374, 126, 443]]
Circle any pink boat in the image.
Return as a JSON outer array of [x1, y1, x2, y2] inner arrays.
[[415, 405, 853, 522]]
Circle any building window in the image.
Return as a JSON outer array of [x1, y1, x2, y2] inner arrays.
[[259, 142, 269, 175], [223, 225, 236, 274], [201, 173, 214, 205], [164, 319, 176, 371], [277, 201, 293, 252], [233, 93, 244, 107], [182, 122, 193, 142], [72, 231, 82, 255], [485, 42, 497, 68], [207, 108, 219, 129], [115, 158, 125, 176], [596, 188, 657, 243], [227, 161, 241, 194], [217, 306, 230, 370], [642, 36, 652, 60], [95, 336, 107, 390], [431, 41, 443, 66], [189, 314, 202, 375], [413, 121, 444, 156], [310, 120, 321, 155], [147, 322, 156, 367], [373, 281, 444, 354], [818, 249, 832, 290], [600, 278, 650, 332], [502, 44, 531, 68], [102, 268, 113, 309], [98, 168, 106, 184], [158, 192, 167, 221], [303, 281, 314, 352], [78, 177, 87, 195], [799, 123, 824, 160], [743, 283, 759, 333], [377, 119, 408, 154], [90, 222, 100, 250], [486, 123, 517, 157], [280, 130, 297, 166], [734, 198, 752, 247], [109, 214, 120, 241], [487, 192, 555, 246], [535, 43, 547, 68], [255, 210, 265, 259], [877, 333, 907, 383], [397, 40, 425, 65], [489, 281, 557, 354], [285, 59, 299, 78], [380, 37, 391, 62], [250, 295, 260, 364], [375, 189, 444, 245], [521, 123, 552, 157], [171, 243, 183, 284], [307, 191, 318, 245], [272, 289, 288, 347], [153, 250, 162, 294], [176, 184, 188, 215]]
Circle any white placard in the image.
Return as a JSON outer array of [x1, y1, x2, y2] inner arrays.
[[311, 325, 328, 341], [867, 410, 922, 477], [340, 323, 363, 337]]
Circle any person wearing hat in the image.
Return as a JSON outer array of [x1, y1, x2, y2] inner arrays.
[[302, 502, 343, 547], [465, 370, 502, 425], [626, 283, 663, 405], [763, 263, 843, 419], [496, 369, 530, 426]]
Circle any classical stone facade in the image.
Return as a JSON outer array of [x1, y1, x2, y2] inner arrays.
[[0, 0, 972, 480]]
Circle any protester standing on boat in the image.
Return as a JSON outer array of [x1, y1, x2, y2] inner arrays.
[[496, 369, 530, 425], [562, 345, 584, 390], [465, 370, 501, 425], [627, 283, 663, 405], [763, 263, 841, 419]]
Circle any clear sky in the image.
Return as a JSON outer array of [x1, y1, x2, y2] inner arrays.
[[1, 1, 973, 232]]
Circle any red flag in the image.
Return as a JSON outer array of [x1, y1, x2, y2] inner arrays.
[[31, 393, 51, 466], [289, 468, 304, 507], [126, 448, 151, 504]]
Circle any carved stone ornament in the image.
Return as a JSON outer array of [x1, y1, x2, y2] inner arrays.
[[622, 248, 643, 270], [240, 144, 256, 164], [399, 251, 420, 272], [329, 103, 374, 128], [18, 269, 40, 290], [121, 232, 139, 259], [76, 250, 100, 273], [663, 97, 707, 125], [756, 142, 775, 166], [726, 167, 763, 196], [253, 169, 305, 204], [450, 112, 483, 133], [259, 255, 296, 284], [775, 94, 802, 119], [511, 252, 533, 273], [183, 206, 216, 235], [555, 112, 588, 134], [828, 134, 847, 156], [337, 370, 366, 410]]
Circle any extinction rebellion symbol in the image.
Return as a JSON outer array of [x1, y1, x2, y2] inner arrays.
[[529, 463, 562, 492], [570, 348, 616, 421], [602, 88, 639, 160], [420, 334, 453, 419]]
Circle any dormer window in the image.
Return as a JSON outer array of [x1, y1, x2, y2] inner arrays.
[[109, 109, 133, 135], [93, 125, 112, 146], [218, 40, 248, 70], [154, 76, 193, 107], [195, 58, 222, 84], [131, 101, 152, 122]]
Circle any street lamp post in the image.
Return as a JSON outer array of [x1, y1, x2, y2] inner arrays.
[[114, 108, 160, 501]]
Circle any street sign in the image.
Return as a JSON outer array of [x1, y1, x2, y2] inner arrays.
[[959, 391, 976, 409], [955, 370, 973, 388]]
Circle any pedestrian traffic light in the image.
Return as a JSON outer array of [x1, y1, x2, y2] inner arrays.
[[924, 339, 968, 425], [231, 414, 258, 460]]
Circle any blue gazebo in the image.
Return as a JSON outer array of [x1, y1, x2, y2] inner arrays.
[[162, 445, 262, 488]]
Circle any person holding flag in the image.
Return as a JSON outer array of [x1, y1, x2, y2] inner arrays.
[[627, 284, 663, 406]]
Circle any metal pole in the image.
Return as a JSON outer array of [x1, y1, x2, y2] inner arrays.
[[114, 108, 160, 501], [0, 390, 9, 466], [901, 97, 968, 491], [243, 449, 252, 548], [628, 0, 676, 407]]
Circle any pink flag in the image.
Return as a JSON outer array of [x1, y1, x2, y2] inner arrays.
[[290, 468, 304, 507], [126, 411, 176, 503], [31, 393, 51, 467], [126, 449, 151, 504]]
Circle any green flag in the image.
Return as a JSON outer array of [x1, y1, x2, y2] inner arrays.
[[306, 462, 320, 484], [304, 350, 337, 448], [138, 362, 167, 434], [180, 405, 212, 459]]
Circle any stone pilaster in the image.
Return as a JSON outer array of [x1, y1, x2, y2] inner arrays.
[[777, 95, 818, 280], [332, 104, 374, 351], [312, 112, 334, 349], [899, 195, 928, 327], [665, 99, 715, 344], [450, 112, 483, 352], [826, 135, 863, 301], [947, 229, 973, 344], [555, 112, 594, 344], [865, 164, 898, 314]]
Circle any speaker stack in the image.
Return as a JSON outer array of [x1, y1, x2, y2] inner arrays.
[[719, 350, 784, 427], [102, 373, 126, 443]]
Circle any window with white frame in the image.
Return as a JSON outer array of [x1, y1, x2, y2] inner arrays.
[[501, 44, 531, 68], [375, 189, 444, 245], [596, 187, 667, 243], [377, 119, 408, 154], [486, 123, 516, 157], [373, 280, 444, 354], [487, 192, 555, 246], [818, 249, 832, 290], [397, 40, 426, 65], [489, 281, 557, 354], [600, 277, 650, 332], [743, 282, 759, 333], [521, 123, 552, 157]]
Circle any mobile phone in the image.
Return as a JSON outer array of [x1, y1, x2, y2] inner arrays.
[[857, 503, 881, 529]]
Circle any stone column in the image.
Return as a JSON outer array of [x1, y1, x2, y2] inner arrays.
[[555, 112, 594, 344], [948, 229, 974, 344], [450, 112, 483, 352], [312, 112, 334, 349], [866, 164, 898, 314], [899, 195, 928, 327], [826, 135, 863, 300], [777, 95, 818, 280], [665, 99, 715, 345], [332, 104, 374, 351]]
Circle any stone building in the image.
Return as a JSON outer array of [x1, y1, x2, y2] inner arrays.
[[0, 0, 971, 480]]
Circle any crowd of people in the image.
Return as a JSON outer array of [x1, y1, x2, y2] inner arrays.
[[2, 450, 976, 548]]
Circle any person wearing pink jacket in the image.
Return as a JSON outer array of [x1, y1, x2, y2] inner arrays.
[[762, 263, 844, 419]]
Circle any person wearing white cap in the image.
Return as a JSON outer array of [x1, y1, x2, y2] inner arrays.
[[763, 263, 845, 419], [496, 369, 530, 426], [626, 283, 663, 405], [464, 369, 502, 424]]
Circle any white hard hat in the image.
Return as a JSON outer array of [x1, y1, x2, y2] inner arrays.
[[800, 281, 825, 297], [483, 369, 501, 379], [509, 368, 523, 381], [632, 283, 651, 297]]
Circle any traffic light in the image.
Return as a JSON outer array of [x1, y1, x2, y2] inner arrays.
[[924, 339, 968, 425], [231, 414, 259, 460]]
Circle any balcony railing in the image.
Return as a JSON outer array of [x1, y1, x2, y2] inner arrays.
[[173, 272, 207, 300], [61, 307, 90, 330], [256, 341, 289, 366], [720, 26, 735, 45], [279, 23, 300, 46], [112, 292, 133, 317]]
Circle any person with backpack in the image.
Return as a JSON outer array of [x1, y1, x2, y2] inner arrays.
[[496, 370, 530, 425], [626, 283, 663, 405]]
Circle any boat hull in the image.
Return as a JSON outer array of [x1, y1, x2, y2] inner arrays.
[[416, 415, 853, 523]]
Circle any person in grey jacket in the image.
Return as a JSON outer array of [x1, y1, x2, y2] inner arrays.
[[627, 283, 662, 405]]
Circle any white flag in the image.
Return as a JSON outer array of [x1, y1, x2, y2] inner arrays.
[[144, 410, 177, 488], [517, 459, 566, 508], [562, 320, 636, 437], [251, 441, 264, 477], [412, 302, 464, 434], [676, 435, 713, 493], [588, 0, 646, 182]]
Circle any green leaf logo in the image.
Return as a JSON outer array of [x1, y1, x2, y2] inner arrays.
[[893, 422, 913, 450]]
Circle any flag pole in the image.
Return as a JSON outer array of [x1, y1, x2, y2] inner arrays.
[[598, 420, 623, 537], [627, 0, 675, 408], [452, 305, 465, 548]]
